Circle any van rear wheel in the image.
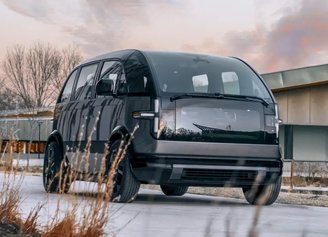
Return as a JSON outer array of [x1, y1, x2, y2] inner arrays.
[[242, 177, 281, 205], [108, 140, 140, 203], [160, 185, 189, 196], [43, 141, 71, 193]]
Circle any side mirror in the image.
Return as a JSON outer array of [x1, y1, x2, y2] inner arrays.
[[96, 79, 114, 96]]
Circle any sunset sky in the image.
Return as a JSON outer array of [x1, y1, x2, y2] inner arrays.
[[1, 0, 328, 73]]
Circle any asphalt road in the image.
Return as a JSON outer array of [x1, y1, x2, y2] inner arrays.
[[3, 174, 328, 237]]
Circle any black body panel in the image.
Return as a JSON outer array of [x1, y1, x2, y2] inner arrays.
[[48, 49, 282, 188]]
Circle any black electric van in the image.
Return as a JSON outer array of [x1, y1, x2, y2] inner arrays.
[[43, 49, 283, 205]]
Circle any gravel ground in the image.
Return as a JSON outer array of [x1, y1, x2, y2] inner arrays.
[[142, 184, 328, 207]]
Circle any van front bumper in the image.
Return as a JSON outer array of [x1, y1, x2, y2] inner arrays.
[[132, 140, 282, 187]]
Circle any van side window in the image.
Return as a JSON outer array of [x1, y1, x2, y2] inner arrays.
[[74, 64, 98, 100], [123, 54, 152, 95], [59, 69, 78, 103], [99, 61, 122, 92], [101, 61, 117, 75]]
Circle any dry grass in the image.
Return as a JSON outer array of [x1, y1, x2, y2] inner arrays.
[[21, 204, 43, 235], [283, 176, 328, 187], [41, 123, 139, 237], [0, 123, 139, 236], [0, 184, 21, 226], [0, 154, 42, 236], [1, 125, 314, 237], [43, 210, 77, 237]]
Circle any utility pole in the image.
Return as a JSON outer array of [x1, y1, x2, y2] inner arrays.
[[38, 121, 43, 159]]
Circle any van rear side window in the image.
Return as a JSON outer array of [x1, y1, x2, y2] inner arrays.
[[74, 64, 98, 100]]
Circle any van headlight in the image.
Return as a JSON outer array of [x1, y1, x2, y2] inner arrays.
[[265, 104, 280, 139]]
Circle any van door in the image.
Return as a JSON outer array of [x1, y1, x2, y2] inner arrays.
[[66, 63, 99, 174], [89, 60, 125, 172], [55, 69, 79, 145], [117, 51, 154, 146]]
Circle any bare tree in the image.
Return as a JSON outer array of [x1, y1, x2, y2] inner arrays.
[[0, 64, 24, 111], [2, 43, 60, 108], [2, 45, 33, 108], [0, 89, 24, 111], [1, 42, 83, 169], [2, 42, 83, 109], [26, 43, 62, 107], [0, 77, 4, 89]]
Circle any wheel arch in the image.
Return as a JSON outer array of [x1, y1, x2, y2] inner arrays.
[[108, 125, 137, 170], [108, 125, 132, 148], [45, 130, 65, 158]]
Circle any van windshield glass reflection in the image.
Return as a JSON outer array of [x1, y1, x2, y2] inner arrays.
[[145, 52, 272, 103]]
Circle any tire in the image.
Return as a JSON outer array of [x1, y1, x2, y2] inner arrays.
[[108, 140, 140, 203], [160, 185, 189, 196], [43, 141, 71, 193], [242, 176, 282, 205]]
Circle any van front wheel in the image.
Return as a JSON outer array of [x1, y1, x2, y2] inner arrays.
[[108, 140, 140, 203], [242, 177, 281, 205]]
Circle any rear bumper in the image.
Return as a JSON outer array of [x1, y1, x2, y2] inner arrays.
[[132, 140, 282, 187]]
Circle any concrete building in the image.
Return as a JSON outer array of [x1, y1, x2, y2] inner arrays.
[[0, 107, 53, 154], [262, 64, 328, 162]]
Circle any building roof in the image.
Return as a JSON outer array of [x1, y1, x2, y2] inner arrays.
[[261, 64, 328, 92]]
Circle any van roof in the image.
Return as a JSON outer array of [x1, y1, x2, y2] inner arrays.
[[80, 49, 137, 65], [79, 49, 234, 66]]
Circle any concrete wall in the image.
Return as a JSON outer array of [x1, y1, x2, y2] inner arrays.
[[275, 84, 328, 125], [0, 118, 52, 141], [262, 66, 328, 162], [274, 85, 328, 161]]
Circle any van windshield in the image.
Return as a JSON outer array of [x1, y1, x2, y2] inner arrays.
[[145, 52, 273, 103]]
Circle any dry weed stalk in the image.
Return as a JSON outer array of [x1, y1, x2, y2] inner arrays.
[[77, 124, 140, 236], [21, 204, 44, 235], [0, 155, 43, 236], [43, 215, 76, 237], [246, 173, 265, 237], [247, 173, 279, 237], [0, 185, 21, 226], [81, 112, 100, 182], [42, 205, 77, 237], [0, 140, 14, 171], [0, 121, 141, 236], [224, 214, 234, 237], [104, 124, 139, 201], [43, 123, 139, 237]]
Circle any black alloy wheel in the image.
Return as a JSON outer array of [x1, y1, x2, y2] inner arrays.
[[107, 140, 140, 203], [43, 141, 70, 193]]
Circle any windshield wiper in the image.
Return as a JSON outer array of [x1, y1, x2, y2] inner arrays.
[[170, 92, 269, 107], [214, 93, 269, 107], [170, 93, 223, 102]]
